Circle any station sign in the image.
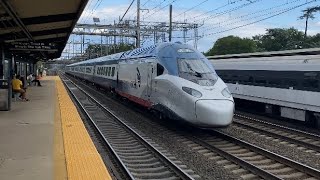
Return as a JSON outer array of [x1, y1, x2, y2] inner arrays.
[[8, 42, 57, 51]]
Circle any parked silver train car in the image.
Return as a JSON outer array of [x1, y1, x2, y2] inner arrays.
[[209, 48, 320, 126], [66, 42, 234, 127]]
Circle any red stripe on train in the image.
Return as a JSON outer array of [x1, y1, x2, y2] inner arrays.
[[116, 91, 152, 108]]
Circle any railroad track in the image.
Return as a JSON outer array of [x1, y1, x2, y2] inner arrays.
[[185, 129, 320, 180], [233, 114, 320, 154], [60, 75, 199, 180], [64, 74, 320, 179]]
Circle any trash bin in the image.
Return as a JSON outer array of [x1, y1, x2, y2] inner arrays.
[[0, 79, 9, 111]]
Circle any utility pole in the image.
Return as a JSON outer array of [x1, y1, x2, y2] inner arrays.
[[72, 37, 75, 58], [100, 33, 103, 56], [169, 4, 172, 42], [136, 0, 141, 48], [194, 24, 198, 49]]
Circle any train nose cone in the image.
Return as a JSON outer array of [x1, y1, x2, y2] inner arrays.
[[195, 100, 234, 127]]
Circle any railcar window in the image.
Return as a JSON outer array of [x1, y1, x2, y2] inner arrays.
[[249, 77, 254, 83], [255, 79, 266, 84], [106, 67, 111, 76], [303, 79, 319, 89], [86, 67, 92, 74], [111, 67, 115, 77], [104, 67, 107, 76], [283, 79, 298, 88], [268, 78, 282, 86]]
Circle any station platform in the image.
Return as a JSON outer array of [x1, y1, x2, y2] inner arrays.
[[0, 76, 112, 180]]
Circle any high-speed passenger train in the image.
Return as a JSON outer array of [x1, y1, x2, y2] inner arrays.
[[66, 42, 234, 127], [209, 48, 320, 126]]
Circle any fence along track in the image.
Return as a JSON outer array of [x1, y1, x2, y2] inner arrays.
[[61, 75, 198, 180]]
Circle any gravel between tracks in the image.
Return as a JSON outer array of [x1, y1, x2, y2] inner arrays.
[[219, 124, 320, 170]]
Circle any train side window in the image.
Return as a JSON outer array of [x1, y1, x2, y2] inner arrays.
[[104, 67, 107, 76], [111, 67, 115, 77], [157, 63, 164, 76], [108, 67, 111, 76], [303, 79, 319, 89], [255, 79, 266, 85], [268, 78, 282, 87]]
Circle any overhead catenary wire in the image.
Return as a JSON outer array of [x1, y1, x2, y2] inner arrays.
[[182, 0, 245, 22], [200, 0, 303, 32], [143, 0, 180, 20], [83, 0, 103, 23], [142, 0, 153, 7], [200, 0, 318, 38], [197, 0, 262, 23], [79, 0, 96, 22], [119, 0, 136, 22], [173, 0, 209, 20]]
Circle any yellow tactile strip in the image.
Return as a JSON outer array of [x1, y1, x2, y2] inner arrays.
[[55, 76, 112, 180]]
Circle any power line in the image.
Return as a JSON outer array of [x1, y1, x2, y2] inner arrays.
[[185, 0, 245, 23], [79, 0, 96, 22], [201, 0, 317, 38], [142, 0, 152, 7], [119, 0, 136, 22], [143, 0, 180, 20], [198, 0, 262, 23], [142, 0, 167, 17], [201, 0, 303, 32], [173, 0, 209, 19], [84, 0, 103, 23]]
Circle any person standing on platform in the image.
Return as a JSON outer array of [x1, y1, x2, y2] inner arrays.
[[12, 75, 29, 101]]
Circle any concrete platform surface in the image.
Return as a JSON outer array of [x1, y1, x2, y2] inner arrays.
[[0, 77, 56, 180], [0, 76, 112, 180]]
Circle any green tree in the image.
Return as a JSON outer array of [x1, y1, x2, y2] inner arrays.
[[299, 6, 320, 39], [205, 36, 257, 55], [305, 33, 320, 48], [253, 28, 304, 51]]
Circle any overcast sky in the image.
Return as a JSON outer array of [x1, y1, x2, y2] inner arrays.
[[63, 0, 320, 56]]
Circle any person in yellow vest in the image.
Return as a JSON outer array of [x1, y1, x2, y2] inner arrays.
[[12, 75, 29, 101]]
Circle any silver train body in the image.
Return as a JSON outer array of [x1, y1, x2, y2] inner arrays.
[[66, 42, 234, 127], [209, 48, 320, 123]]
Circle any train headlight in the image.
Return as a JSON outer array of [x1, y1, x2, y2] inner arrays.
[[182, 87, 202, 98], [221, 87, 231, 98]]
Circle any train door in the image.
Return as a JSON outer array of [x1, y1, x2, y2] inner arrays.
[[147, 62, 154, 98]]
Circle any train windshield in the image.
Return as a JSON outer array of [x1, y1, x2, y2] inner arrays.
[[178, 59, 218, 86]]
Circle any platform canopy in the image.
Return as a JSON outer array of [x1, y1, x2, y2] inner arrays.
[[0, 0, 88, 62]]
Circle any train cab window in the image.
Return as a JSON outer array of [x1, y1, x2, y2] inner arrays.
[[157, 63, 164, 76], [111, 67, 115, 77], [108, 67, 111, 76]]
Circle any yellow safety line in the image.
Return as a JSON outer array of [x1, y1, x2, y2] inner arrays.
[[54, 76, 67, 180], [55, 76, 112, 180]]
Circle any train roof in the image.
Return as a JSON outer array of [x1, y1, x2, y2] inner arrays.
[[66, 42, 197, 67], [207, 48, 320, 60], [67, 44, 159, 66]]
